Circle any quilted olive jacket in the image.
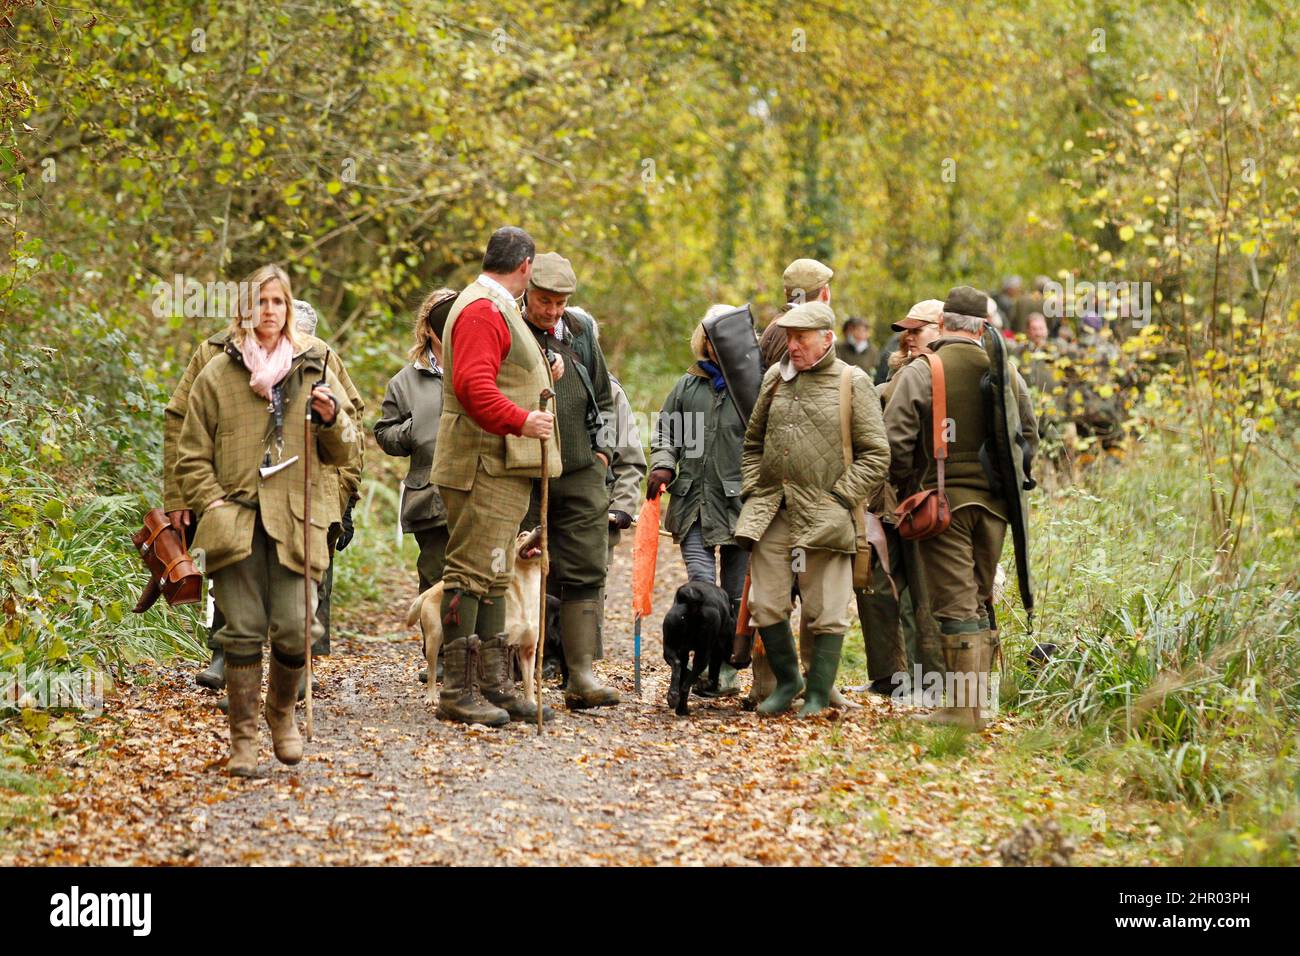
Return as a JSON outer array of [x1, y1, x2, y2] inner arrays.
[[734, 345, 890, 553]]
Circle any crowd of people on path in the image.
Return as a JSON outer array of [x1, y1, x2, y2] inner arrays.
[[161, 225, 1141, 777]]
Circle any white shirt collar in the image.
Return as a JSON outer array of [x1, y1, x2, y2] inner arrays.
[[477, 274, 520, 313]]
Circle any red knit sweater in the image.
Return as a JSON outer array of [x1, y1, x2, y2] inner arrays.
[[449, 298, 530, 436]]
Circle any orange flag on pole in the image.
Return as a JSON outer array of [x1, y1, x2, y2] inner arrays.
[[631, 494, 661, 618]]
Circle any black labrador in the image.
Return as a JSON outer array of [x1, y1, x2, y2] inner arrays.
[[662, 581, 734, 716]]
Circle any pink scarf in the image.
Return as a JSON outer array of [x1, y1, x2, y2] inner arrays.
[[240, 333, 294, 401]]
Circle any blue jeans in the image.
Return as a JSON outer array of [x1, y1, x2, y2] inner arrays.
[[679, 522, 748, 606]]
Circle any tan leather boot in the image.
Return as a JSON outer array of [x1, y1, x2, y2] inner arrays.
[[914, 632, 986, 730], [264, 655, 304, 765], [225, 659, 262, 777]]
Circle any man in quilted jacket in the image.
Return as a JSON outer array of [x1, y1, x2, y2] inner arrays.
[[733, 301, 891, 717]]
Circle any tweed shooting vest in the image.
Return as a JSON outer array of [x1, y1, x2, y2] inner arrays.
[[431, 280, 561, 490]]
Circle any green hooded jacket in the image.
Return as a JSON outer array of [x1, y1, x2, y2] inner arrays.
[[649, 366, 746, 547]]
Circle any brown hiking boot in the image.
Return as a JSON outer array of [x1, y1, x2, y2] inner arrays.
[[225, 659, 262, 777], [478, 634, 553, 723], [559, 599, 619, 710], [265, 655, 304, 765], [437, 636, 510, 727]]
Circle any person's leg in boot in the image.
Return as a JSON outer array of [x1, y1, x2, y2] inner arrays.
[[711, 545, 747, 697], [791, 546, 854, 716], [746, 510, 802, 715], [315, 529, 337, 657], [914, 619, 984, 729], [225, 652, 262, 776], [912, 507, 983, 727], [544, 463, 617, 710], [265, 647, 304, 765], [210, 518, 280, 775], [414, 525, 449, 684], [560, 592, 619, 709], [978, 620, 999, 724], [901, 537, 945, 689], [755, 621, 802, 715], [196, 601, 227, 690], [969, 510, 1007, 726], [855, 537, 908, 697], [476, 592, 553, 722], [435, 589, 508, 726], [799, 632, 845, 717]]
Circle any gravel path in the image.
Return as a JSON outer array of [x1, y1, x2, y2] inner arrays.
[[5, 534, 1162, 867]]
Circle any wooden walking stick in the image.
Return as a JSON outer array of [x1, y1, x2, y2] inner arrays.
[[303, 376, 322, 741], [534, 388, 553, 736], [302, 390, 315, 738]]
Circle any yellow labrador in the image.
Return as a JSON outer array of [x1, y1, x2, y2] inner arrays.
[[406, 527, 544, 707]]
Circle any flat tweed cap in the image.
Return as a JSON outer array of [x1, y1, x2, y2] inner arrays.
[[782, 258, 833, 294], [529, 252, 577, 294], [774, 301, 836, 331], [944, 285, 990, 319]]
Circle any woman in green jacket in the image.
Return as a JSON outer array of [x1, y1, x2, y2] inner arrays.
[[648, 306, 749, 694], [176, 264, 360, 777]]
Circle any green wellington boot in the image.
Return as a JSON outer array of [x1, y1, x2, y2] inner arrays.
[[799, 633, 845, 717], [264, 654, 304, 765], [196, 647, 226, 690], [225, 658, 262, 777], [756, 621, 804, 715], [437, 636, 510, 727], [560, 599, 619, 709]]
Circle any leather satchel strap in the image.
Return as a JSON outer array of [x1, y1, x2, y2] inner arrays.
[[839, 366, 896, 591], [919, 352, 947, 496], [838, 365, 854, 470]]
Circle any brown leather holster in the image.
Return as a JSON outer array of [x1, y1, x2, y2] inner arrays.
[[131, 508, 203, 613]]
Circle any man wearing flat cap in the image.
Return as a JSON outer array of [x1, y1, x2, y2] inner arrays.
[[883, 285, 1038, 729], [734, 300, 891, 717], [758, 258, 835, 371], [521, 251, 620, 710]]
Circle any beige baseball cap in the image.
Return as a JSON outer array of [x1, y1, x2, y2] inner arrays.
[[892, 298, 944, 332]]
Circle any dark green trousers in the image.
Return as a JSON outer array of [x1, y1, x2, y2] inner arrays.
[[414, 524, 450, 592], [524, 460, 608, 596], [855, 524, 944, 683]]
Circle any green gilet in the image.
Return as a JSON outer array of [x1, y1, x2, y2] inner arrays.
[[921, 338, 1004, 518], [431, 280, 561, 490]]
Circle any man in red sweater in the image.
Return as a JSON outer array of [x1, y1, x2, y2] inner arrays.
[[431, 227, 566, 726]]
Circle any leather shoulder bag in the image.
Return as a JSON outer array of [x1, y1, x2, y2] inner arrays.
[[893, 353, 952, 541]]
